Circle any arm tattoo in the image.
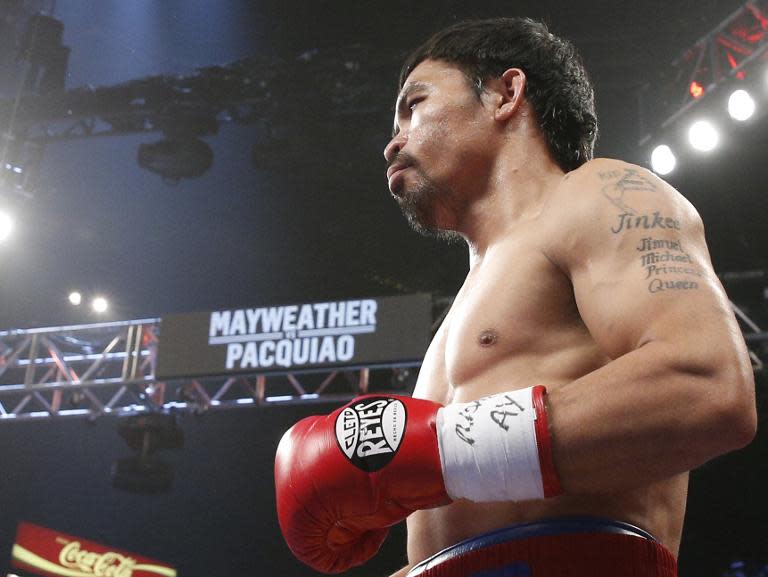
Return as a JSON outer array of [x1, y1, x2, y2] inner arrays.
[[635, 236, 704, 294], [600, 168, 658, 214]]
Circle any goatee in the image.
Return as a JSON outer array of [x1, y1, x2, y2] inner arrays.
[[395, 175, 462, 244]]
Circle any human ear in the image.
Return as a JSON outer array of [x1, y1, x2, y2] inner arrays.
[[494, 68, 527, 122]]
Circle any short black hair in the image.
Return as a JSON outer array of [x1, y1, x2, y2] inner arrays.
[[399, 17, 598, 171]]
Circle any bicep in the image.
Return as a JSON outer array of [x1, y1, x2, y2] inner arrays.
[[564, 166, 739, 362]]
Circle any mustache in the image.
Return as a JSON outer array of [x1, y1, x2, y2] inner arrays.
[[386, 151, 418, 172]]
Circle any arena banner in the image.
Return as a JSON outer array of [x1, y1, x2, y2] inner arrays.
[[11, 521, 176, 577], [155, 293, 433, 379]]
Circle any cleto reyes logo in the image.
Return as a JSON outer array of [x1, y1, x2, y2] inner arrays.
[[335, 397, 406, 472]]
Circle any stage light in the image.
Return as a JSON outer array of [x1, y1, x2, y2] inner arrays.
[[68, 291, 82, 306], [689, 81, 705, 99], [650, 145, 676, 175], [113, 413, 183, 494], [688, 120, 719, 152], [727, 89, 755, 121], [0, 212, 13, 241], [138, 138, 213, 181], [92, 297, 109, 313]]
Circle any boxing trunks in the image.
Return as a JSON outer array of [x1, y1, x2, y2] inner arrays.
[[407, 517, 677, 577]]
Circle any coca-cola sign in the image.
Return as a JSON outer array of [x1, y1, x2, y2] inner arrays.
[[12, 522, 176, 577]]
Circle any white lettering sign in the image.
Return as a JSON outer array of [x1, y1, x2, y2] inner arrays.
[[209, 299, 378, 339], [225, 335, 356, 369], [209, 299, 378, 371]]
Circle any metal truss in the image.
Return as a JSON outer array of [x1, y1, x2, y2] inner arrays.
[[722, 270, 768, 372], [732, 302, 768, 373], [639, 1, 768, 144], [0, 43, 392, 145], [0, 43, 394, 192], [0, 317, 421, 423], [0, 319, 159, 421]]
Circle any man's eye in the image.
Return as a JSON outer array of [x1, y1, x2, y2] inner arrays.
[[408, 98, 423, 111]]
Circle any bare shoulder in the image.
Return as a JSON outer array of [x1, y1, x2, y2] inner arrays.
[[555, 157, 701, 222], [544, 158, 705, 268]]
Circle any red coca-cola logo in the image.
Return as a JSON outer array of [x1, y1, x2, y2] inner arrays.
[[12, 522, 176, 577]]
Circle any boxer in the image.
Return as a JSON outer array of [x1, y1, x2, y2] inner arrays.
[[275, 17, 757, 576]]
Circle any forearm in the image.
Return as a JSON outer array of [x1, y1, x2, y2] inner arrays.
[[547, 339, 756, 494], [388, 566, 412, 577]]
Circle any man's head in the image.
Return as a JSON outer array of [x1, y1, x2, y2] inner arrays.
[[398, 17, 598, 173], [384, 17, 598, 238]]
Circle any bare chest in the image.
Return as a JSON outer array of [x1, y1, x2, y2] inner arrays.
[[414, 246, 602, 404]]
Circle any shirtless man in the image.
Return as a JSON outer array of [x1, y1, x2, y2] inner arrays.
[[275, 17, 757, 577]]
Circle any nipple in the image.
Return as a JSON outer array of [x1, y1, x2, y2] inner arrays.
[[478, 330, 498, 347]]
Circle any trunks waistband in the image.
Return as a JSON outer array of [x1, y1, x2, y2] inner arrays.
[[407, 517, 677, 577]]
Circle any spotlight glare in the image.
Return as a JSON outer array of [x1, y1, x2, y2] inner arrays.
[[0, 212, 13, 241], [689, 81, 705, 99], [92, 297, 109, 313], [688, 120, 719, 152], [650, 145, 676, 175], [68, 291, 82, 306], [727, 89, 755, 121]]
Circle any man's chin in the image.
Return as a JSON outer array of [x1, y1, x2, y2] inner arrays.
[[400, 207, 462, 244], [395, 181, 463, 243]]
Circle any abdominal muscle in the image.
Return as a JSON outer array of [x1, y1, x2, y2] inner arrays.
[[406, 473, 688, 565]]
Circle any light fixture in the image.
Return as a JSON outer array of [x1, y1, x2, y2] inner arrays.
[[92, 297, 109, 313], [688, 120, 719, 152], [68, 291, 82, 306], [650, 145, 676, 175], [112, 413, 184, 494], [0, 212, 13, 242], [689, 81, 705, 99], [727, 89, 755, 121]]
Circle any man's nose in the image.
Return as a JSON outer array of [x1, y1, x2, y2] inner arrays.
[[383, 133, 406, 164]]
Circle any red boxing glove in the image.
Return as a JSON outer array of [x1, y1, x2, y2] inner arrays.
[[274, 395, 450, 574]]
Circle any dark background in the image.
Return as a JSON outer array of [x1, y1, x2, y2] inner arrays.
[[0, 1, 765, 576]]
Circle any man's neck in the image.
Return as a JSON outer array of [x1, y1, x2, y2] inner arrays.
[[461, 151, 566, 269]]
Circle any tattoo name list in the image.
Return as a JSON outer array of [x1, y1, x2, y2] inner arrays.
[[635, 236, 703, 294]]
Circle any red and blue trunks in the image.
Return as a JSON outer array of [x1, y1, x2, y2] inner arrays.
[[407, 517, 677, 577]]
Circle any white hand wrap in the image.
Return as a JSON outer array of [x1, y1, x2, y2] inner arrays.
[[436, 385, 562, 502]]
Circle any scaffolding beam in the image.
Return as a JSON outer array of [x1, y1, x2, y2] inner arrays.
[[639, 1, 768, 145]]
